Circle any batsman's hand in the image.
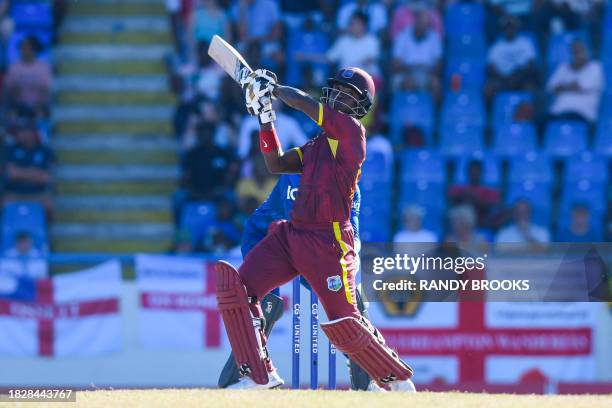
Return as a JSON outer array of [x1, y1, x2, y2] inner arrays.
[[244, 69, 278, 124]]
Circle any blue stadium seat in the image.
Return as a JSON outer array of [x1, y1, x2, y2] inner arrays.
[[439, 122, 484, 157], [561, 179, 607, 215], [509, 152, 553, 183], [11, 1, 53, 30], [544, 120, 588, 158], [441, 91, 485, 127], [564, 152, 608, 185], [595, 116, 612, 156], [285, 26, 329, 87], [453, 151, 501, 186], [180, 202, 217, 246], [493, 123, 537, 157], [389, 92, 435, 145], [398, 181, 445, 234], [447, 33, 486, 60], [506, 181, 552, 226], [1, 202, 48, 252], [546, 31, 590, 73], [491, 92, 534, 124], [7, 30, 52, 65], [400, 149, 445, 183], [445, 59, 486, 90], [360, 204, 390, 242], [361, 150, 393, 182], [445, 2, 484, 34]]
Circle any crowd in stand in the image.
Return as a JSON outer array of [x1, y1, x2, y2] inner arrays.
[[167, 0, 612, 254], [0, 0, 58, 261]]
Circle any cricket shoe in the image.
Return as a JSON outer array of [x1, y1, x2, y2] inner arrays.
[[366, 381, 386, 392], [387, 378, 417, 392], [226, 370, 284, 390]]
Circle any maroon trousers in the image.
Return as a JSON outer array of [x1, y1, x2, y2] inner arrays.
[[238, 220, 360, 321]]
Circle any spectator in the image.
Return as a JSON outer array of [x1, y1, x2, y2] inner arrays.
[[170, 40, 225, 138], [238, 100, 307, 159], [287, 16, 330, 87], [233, 0, 281, 42], [173, 121, 239, 223], [556, 203, 603, 242], [170, 229, 195, 254], [393, 205, 438, 243], [236, 156, 277, 205], [495, 199, 550, 252], [445, 205, 489, 254], [4, 231, 41, 258], [486, 0, 534, 36], [1, 230, 47, 278], [484, 16, 537, 102], [390, 0, 443, 40], [337, 0, 388, 35], [189, 0, 231, 51], [202, 198, 241, 253], [392, 8, 442, 100], [448, 159, 501, 229], [3, 117, 53, 214], [366, 129, 393, 169], [3, 36, 52, 117], [546, 39, 603, 126], [326, 11, 380, 78]]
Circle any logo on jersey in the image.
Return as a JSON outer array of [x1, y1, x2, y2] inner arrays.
[[327, 275, 343, 292], [342, 69, 354, 78], [286, 185, 298, 201]]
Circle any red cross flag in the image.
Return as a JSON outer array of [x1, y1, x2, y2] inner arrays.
[[0, 260, 122, 357], [136, 255, 222, 349], [369, 301, 597, 385]]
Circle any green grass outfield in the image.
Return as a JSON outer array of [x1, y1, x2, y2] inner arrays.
[[17, 389, 611, 408]]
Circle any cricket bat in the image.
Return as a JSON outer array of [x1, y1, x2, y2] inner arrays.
[[208, 35, 253, 86]]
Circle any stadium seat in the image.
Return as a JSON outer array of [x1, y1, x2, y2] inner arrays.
[[389, 92, 435, 145], [509, 152, 553, 183], [492, 92, 534, 124], [493, 123, 538, 158], [445, 2, 484, 34], [399, 181, 445, 234], [285, 26, 329, 87], [11, 1, 53, 30], [506, 181, 552, 226], [360, 204, 391, 242], [400, 149, 445, 183], [1, 202, 48, 253], [7, 30, 52, 65], [546, 31, 590, 73], [453, 151, 501, 186], [361, 150, 393, 181], [564, 152, 608, 185], [439, 122, 484, 157], [180, 202, 217, 246], [445, 59, 486, 90], [441, 91, 485, 127], [544, 121, 588, 158], [595, 116, 612, 156], [447, 33, 486, 60], [561, 179, 607, 215]]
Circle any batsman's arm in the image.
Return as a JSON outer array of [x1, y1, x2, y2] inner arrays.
[[273, 85, 320, 124], [259, 122, 303, 174]]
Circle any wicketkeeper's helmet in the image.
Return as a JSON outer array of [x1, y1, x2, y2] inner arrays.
[[321, 67, 375, 118]]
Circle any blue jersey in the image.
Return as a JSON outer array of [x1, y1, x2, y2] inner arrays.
[[241, 174, 361, 257]]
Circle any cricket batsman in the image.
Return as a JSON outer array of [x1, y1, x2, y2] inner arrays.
[[218, 174, 373, 390], [215, 66, 416, 391]]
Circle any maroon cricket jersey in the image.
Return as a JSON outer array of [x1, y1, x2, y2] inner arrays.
[[290, 103, 366, 226]]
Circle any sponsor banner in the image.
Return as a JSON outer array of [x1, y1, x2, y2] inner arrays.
[[0, 260, 122, 357]]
